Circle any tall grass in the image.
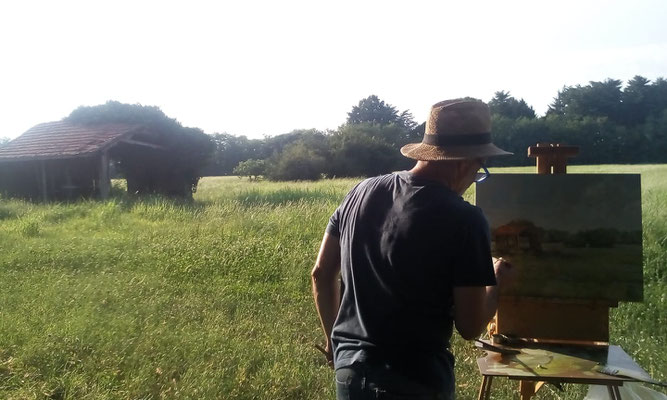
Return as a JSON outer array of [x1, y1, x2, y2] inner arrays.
[[0, 167, 664, 399]]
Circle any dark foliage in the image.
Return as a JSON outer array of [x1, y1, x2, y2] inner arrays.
[[490, 77, 667, 166], [215, 80, 667, 181], [347, 95, 417, 130], [563, 228, 630, 248], [266, 141, 326, 181], [327, 123, 412, 177], [233, 159, 267, 180], [203, 133, 266, 176], [66, 101, 214, 197], [489, 91, 536, 119]]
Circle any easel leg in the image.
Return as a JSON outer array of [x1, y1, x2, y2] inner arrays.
[[607, 385, 623, 400], [477, 376, 493, 400], [520, 380, 537, 400]]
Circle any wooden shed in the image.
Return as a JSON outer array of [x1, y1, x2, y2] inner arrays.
[[0, 121, 162, 201], [492, 220, 544, 254]]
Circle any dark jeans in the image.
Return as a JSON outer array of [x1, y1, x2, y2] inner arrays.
[[335, 362, 453, 400]]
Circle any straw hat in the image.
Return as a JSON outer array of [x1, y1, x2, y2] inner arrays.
[[400, 99, 512, 160]]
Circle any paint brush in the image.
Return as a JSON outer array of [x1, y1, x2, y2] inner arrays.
[[475, 339, 520, 355], [594, 364, 667, 387]]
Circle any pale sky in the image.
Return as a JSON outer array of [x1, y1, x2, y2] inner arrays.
[[1, 0, 666, 140]]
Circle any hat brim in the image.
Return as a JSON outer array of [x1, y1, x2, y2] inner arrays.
[[400, 142, 513, 161]]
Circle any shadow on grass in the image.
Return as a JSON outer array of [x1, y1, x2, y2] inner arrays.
[[235, 188, 340, 207], [0, 206, 17, 220]]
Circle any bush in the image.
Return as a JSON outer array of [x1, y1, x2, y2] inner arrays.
[[233, 159, 267, 180], [267, 142, 326, 181], [328, 124, 412, 177]]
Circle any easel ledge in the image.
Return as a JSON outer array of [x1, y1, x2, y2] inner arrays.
[[496, 296, 615, 343], [477, 343, 646, 400]]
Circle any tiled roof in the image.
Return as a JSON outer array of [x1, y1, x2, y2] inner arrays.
[[0, 121, 142, 162]]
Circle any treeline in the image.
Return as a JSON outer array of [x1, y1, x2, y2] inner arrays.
[[202, 95, 421, 180], [545, 228, 642, 248], [2, 76, 666, 182], [492, 76, 667, 166], [204, 76, 667, 179]]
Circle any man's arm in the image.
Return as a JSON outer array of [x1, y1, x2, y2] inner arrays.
[[311, 232, 341, 361], [453, 257, 513, 340]]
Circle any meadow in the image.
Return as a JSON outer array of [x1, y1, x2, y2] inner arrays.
[[0, 165, 665, 399]]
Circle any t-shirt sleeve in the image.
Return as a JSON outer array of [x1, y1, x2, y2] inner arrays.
[[452, 208, 497, 287], [325, 207, 341, 237], [325, 180, 366, 238]]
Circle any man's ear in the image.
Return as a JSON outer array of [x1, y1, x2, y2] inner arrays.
[[455, 159, 476, 179]]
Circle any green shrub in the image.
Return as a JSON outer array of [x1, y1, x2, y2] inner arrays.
[[267, 142, 325, 181], [233, 159, 267, 180]]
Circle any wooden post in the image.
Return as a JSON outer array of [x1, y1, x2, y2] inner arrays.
[[533, 143, 552, 174], [40, 160, 48, 202], [98, 151, 110, 199], [527, 143, 579, 175], [519, 381, 539, 400], [477, 376, 493, 400]]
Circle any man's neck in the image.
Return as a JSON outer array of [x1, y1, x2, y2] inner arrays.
[[409, 160, 477, 196], [409, 161, 457, 189]]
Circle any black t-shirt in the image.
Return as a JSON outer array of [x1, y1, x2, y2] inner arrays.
[[326, 171, 496, 389]]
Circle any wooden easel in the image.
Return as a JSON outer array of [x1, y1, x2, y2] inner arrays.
[[527, 142, 579, 175], [481, 142, 625, 399], [494, 143, 615, 344]]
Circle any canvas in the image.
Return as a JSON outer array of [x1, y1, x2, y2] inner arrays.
[[476, 174, 643, 302]]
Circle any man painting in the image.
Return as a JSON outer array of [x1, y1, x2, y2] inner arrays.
[[312, 99, 515, 399]]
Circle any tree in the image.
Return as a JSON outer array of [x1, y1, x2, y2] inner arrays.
[[488, 91, 536, 119], [546, 88, 568, 116], [622, 75, 651, 125], [66, 101, 215, 197], [233, 159, 267, 180], [347, 95, 416, 130], [551, 79, 623, 122], [264, 129, 330, 158], [639, 109, 667, 162], [329, 135, 402, 177], [267, 141, 326, 181], [204, 133, 265, 176], [335, 122, 416, 149], [648, 77, 667, 117], [328, 123, 409, 177]]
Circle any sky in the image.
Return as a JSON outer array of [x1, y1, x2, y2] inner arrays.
[[1, 0, 666, 140]]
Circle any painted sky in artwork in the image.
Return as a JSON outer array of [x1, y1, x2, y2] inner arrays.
[[476, 174, 642, 232]]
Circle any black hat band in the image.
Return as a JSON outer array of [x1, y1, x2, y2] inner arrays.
[[422, 132, 491, 146]]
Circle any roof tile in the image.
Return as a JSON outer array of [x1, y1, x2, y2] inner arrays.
[[0, 121, 141, 161]]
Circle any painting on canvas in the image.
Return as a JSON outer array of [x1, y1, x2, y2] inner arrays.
[[476, 174, 642, 302]]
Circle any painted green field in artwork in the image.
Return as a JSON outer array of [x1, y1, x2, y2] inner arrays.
[[0, 165, 665, 399], [500, 245, 645, 301]]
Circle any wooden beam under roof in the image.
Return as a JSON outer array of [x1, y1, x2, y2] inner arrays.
[[120, 138, 165, 150]]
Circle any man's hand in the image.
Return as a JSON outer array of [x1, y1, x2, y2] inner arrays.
[[492, 257, 516, 288], [314, 343, 334, 369], [453, 257, 517, 340], [311, 232, 341, 368]]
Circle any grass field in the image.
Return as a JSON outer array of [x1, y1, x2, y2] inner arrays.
[[0, 165, 665, 399]]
